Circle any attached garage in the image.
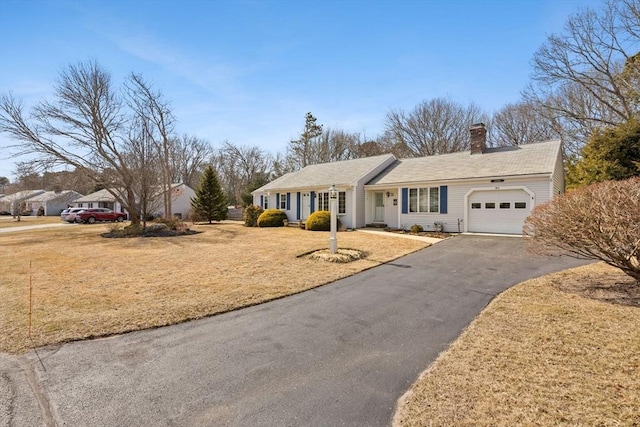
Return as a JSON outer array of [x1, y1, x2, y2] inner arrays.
[[467, 188, 532, 234]]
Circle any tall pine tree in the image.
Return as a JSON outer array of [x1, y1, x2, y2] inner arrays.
[[191, 165, 228, 223]]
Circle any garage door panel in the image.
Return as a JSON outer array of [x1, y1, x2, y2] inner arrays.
[[468, 190, 531, 234]]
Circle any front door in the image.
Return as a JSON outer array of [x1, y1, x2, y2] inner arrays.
[[302, 192, 310, 220], [374, 192, 384, 222]]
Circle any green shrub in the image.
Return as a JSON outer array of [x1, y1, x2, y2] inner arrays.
[[305, 210, 341, 231], [257, 209, 288, 227], [244, 205, 264, 227], [410, 224, 424, 233]]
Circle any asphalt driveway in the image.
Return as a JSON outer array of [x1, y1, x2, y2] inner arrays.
[[4, 235, 590, 426]]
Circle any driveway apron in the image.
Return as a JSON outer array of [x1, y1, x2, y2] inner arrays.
[[15, 236, 591, 426]]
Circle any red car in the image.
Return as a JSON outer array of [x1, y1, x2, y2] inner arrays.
[[75, 208, 127, 224]]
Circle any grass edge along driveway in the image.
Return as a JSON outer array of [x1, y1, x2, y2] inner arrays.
[[393, 262, 640, 427]]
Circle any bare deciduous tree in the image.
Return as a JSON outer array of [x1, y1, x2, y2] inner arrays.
[[524, 0, 640, 155], [214, 141, 272, 206], [384, 98, 487, 157], [491, 102, 562, 146], [313, 128, 359, 163], [350, 139, 390, 158], [524, 177, 640, 282], [0, 61, 175, 226], [125, 115, 163, 227], [169, 134, 214, 189], [125, 73, 175, 218]]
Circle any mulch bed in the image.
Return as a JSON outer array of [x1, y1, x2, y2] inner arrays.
[[553, 263, 640, 308], [386, 229, 455, 239]]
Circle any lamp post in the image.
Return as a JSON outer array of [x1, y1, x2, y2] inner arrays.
[[329, 184, 338, 254]]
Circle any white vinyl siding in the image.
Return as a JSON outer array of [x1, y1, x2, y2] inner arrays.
[[395, 176, 551, 233]]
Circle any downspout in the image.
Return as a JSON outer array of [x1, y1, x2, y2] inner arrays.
[[352, 184, 358, 229]]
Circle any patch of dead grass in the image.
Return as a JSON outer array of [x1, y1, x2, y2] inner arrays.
[[0, 223, 429, 353], [394, 262, 640, 427], [0, 216, 62, 228]]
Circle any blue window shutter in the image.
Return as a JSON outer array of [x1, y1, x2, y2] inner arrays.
[[401, 188, 408, 214], [260, 195, 263, 207], [276, 193, 280, 208], [296, 192, 301, 220], [310, 191, 315, 213], [440, 186, 448, 214], [286, 192, 291, 210]]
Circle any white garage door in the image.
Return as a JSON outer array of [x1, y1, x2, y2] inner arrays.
[[468, 189, 531, 234]]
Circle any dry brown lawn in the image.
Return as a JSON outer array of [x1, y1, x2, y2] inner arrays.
[[394, 263, 640, 427], [0, 222, 429, 354], [0, 216, 62, 228]]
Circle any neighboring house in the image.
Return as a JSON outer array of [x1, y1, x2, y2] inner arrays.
[[254, 124, 565, 235], [24, 190, 84, 216], [0, 190, 46, 215], [252, 154, 397, 229], [73, 183, 196, 219]]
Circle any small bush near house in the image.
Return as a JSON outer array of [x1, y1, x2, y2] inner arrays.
[[305, 210, 341, 231], [257, 209, 287, 227], [410, 224, 424, 233], [244, 205, 264, 227], [524, 177, 640, 282]]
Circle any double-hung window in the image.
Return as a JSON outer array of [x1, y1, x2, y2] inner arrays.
[[317, 191, 346, 213], [338, 192, 346, 214], [409, 187, 439, 213], [317, 192, 329, 211], [279, 193, 287, 210]]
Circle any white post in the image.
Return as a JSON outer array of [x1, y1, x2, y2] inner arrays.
[[329, 184, 338, 254]]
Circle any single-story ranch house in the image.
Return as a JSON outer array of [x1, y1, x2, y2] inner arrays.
[[253, 124, 564, 235], [73, 183, 196, 219], [24, 190, 83, 216], [0, 190, 46, 215]]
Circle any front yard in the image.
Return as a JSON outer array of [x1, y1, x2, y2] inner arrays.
[[0, 221, 429, 353], [2, 218, 637, 425], [394, 262, 640, 426]]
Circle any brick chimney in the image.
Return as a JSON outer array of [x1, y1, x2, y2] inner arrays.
[[470, 123, 487, 155]]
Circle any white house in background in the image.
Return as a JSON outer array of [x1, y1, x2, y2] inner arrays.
[[252, 154, 397, 229], [24, 190, 84, 216], [0, 190, 46, 215], [253, 124, 565, 235], [73, 183, 196, 219]]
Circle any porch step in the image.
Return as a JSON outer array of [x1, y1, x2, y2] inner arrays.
[[365, 223, 387, 229]]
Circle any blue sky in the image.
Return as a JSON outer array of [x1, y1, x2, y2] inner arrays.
[[0, 0, 603, 182]]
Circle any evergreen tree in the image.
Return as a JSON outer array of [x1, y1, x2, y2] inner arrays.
[[191, 165, 228, 223], [287, 112, 323, 169], [567, 118, 640, 188]]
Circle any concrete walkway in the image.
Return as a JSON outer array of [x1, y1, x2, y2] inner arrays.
[[356, 228, 443, 244], [2, 236, 591, 426]]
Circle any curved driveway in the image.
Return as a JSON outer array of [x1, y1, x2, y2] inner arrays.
[[9, 235, 590, 426]]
